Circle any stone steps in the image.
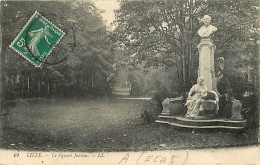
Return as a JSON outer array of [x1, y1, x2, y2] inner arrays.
[[155, 115, 247, 129]]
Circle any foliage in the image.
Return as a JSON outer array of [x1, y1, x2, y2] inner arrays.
[[140, 99, 162, 123], [113, 0, 259, 95], [128, 70, 148, 96], [123, 65, 182, 97], [139, 67, 182, 123], [1, 1, 117, 101], [146, 66, 181, 96]]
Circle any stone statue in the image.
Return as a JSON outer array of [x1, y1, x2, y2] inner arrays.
[[162, 97, 185, 116], [230, 97, 243, 120], [198, 15, 217, 38], [184, 77, 219, 119], [184, 15, 220, 119], [162, 98, 170, 115], [197, 15, 218, 93], [185, 77, 207, 118]]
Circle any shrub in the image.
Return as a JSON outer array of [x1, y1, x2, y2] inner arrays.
[[128, 73, 146, 96], [140, 80, 182, 123], [140, 99, 162, 123], [242, 94, 258, 128], [4, 88, 17, 100]]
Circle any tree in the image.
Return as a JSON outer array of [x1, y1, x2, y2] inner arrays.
[[113, 0, 259, 96], [1, 0, 117, 103]]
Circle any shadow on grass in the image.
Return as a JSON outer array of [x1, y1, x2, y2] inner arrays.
[[0, 97, 258, 152]]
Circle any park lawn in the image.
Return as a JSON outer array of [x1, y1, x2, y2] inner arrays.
[[0, 97, 258, 152]]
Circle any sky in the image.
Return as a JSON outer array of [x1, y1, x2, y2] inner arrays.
[[93, 0, 120, 30]]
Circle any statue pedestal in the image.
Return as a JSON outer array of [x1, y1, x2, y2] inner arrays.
[[197, 38, 217, 92], [155, 115, 247, 129], [157, 95, 247, 129], [156, 17, 247, 129], [162, 97, 185, 116], [199, 100, 218, 117]]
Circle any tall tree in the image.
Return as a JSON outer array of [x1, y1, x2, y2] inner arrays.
[[1, 0, 117, 101], [113, 0, 259, 95]]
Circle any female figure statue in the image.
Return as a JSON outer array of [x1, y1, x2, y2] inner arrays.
[[185, 77, 207, 118]]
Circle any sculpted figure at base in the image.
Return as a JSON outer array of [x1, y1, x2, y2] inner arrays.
[[185, 77, 207, 118], [185, 77, 219, 119]]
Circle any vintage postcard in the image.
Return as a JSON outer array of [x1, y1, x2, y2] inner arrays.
[[0, 0, 259, 164]]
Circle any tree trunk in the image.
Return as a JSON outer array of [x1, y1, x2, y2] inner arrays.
[[47, 82, 50, 95], [21, 75, 23, 96], [27, 77, 30, 93], [53, 83, 56, 97], [180, 4, 186, 90], [38, 79, 41, 97], [80, 74, 83, 86], [188, 0, 193, 80], [0, 5, 6, 107], [175, 52, 182, 95], [91, 74, 94, 88]]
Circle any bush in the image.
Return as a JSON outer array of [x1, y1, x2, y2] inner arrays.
[[242, 94, 258, 128], [1, 99, 16, 113], [4, 88, 17, 100], [128, 73, 146, 96], [140, 82, 182, 123], [140, 99, 162, 123]]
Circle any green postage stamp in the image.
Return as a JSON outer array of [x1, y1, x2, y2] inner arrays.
[[10, 11, 65, 67]]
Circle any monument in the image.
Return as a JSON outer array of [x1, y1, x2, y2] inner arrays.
[[197, 15, 218, 93], [184, 15, 219, 119], [156, 15, 246, 129]]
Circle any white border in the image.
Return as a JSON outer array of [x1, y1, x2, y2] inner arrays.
[[9, 11, 65, 67], [0, 146, 260, 165]]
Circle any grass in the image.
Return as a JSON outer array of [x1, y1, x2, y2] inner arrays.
[[0, 97, 258, 152]]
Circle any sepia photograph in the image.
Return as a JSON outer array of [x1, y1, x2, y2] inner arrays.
[[0, 0, 259, 163]]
